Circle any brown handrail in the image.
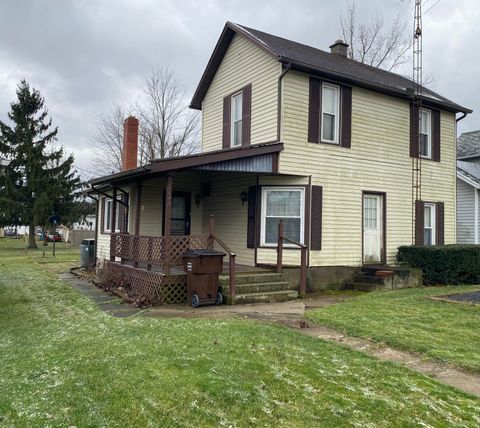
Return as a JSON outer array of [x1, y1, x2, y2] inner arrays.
[[276, 221, 307, 298], [209, 215, 236, 304]]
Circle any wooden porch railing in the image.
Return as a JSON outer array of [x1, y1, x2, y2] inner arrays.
[[209, 215, 236, 304], [110, 233, 213, 272], [276, 221, 307, 297]]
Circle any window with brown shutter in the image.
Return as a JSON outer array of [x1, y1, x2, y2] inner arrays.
[[100, 197, 106, 234], [310, 186, 322, 250], [223, 84, 252, 149], [416, 200, 444, 246], [308, 77, 351, 148]]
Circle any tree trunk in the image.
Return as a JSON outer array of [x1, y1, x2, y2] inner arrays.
[[28, 224, 37, 249]]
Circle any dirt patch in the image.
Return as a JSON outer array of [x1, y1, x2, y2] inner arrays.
[[428, 290, 480, 306]]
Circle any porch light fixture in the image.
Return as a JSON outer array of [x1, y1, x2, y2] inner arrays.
[[239, 191, 248, 205], [195, 193, 202, 207]]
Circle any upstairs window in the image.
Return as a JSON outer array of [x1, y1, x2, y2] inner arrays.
[[231, 92, 243, 147], [321, 83, 340, 144], [420, 108, 432, 159], [424, 203, 436, 245]]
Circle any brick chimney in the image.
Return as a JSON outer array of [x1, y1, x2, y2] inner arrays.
[[122, 116, 139, 171], [329, 39, 349, 57]]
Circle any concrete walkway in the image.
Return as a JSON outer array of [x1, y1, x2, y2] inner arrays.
[[61, 273, 480, 397]]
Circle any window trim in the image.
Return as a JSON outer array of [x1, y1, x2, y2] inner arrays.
[[103, 198, 120, 233], [260, 187, 305, 247], [230, 91, 243, 147], [424, 202, 436, 245], [419, 108, 432, 159], [320, 82, 340, 145]]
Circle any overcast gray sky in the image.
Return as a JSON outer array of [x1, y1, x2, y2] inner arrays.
[[0, 0, 478, 178]]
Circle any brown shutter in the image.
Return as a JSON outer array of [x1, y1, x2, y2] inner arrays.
[[436, 202, 444, 245], [308, 77, 321, 143], [415, 200, 424, 245], [340, 86, 352, 148], [222, 95, 231, 149], [100, 197, 105, 234], [410, 103, 419, 158], [432, 110, 441, 162], [242, 84, 252, 146], [310, 186, 323, 250], [247, 186, 257, 248]]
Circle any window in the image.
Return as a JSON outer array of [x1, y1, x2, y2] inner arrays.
[[104, 198, 120, 233], [231, 92, 243, 147], [420, 108, 432, 159], [321, 83, 340, 144], [261, 187, 305, 246], [424, 203, 435, 245]]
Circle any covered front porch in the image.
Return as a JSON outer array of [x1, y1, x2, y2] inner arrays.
[[92, 143, 308, 305]]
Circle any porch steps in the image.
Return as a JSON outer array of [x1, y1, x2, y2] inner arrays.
[[348, 266, 395, 292], [219, 271, 299, 304]]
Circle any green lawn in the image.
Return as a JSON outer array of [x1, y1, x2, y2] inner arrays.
[[0, 238, 479, 427], [307, 285, 480, 374]]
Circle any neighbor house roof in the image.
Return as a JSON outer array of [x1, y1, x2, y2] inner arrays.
[[190, 22, 471, 114], [457, 160, 480, 188], [457, 131, 480, 159]]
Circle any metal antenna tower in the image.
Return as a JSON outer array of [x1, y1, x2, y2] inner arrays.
[[411, 0, 423, 244]]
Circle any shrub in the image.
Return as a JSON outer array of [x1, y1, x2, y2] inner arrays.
[[397, 245, 480, 285]]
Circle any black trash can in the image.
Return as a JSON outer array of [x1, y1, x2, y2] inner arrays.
[[80, 239, 95, 267], [183, 249, 225, 308]]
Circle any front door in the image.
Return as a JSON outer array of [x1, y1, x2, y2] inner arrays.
[[363, 193, 384, 263], [164, 192, 191, 236]]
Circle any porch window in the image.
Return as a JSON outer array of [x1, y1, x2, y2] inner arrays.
[[420, 108, 432, 159], [261, 187, 305, 246], [104, 198, 120, 233], [231, 92, 243, 147], [321, 83, 340, 144], [424, 203, 435, 245]]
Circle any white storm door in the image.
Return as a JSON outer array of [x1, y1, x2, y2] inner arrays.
[[363, 194, 383, 263]]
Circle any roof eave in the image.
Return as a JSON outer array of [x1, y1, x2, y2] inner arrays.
[[283, 56, 472, 114], [189, 22, 280, 110]]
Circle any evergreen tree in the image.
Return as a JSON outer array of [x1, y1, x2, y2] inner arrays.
[[0, 80, 80, 248]]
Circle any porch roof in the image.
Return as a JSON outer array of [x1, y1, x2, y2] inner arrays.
[[90, 142, 283, 188]]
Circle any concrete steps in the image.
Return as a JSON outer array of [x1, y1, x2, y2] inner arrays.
[[219, 271, 299, 304], [349, 266, 416, 292]]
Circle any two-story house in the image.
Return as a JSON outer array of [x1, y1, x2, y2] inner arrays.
[[90, 22, 471, 304]]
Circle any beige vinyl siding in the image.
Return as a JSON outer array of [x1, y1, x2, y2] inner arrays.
[[202, 174, 256, 265], [456, 177, 476, 243], [280, 70, 457, 266], [201, 33, 280, 152]]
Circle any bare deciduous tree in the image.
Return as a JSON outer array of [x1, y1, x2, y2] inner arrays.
[[90, 68, 199, 175], [91, 105, 129, 175], [340, 1, 412, 72], [137, 68, 199, 163]]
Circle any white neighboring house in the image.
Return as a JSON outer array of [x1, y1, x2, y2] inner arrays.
[[457, 131, 480, 244]]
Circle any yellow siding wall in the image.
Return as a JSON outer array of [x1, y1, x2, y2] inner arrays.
[[201, 34, 280, 152], [202, 174, 257, 265], [277, 70, 456, 266]]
